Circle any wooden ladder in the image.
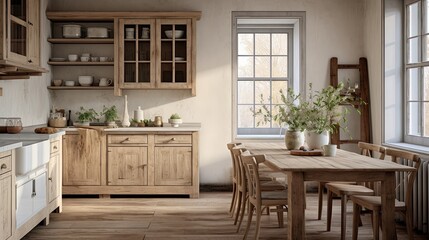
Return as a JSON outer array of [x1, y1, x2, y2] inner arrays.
[[329, 57, 371, 147]]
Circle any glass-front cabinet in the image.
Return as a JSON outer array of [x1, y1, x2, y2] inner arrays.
[[118, 18, 194, 94], [157, 19, 191, 89], [6, 0, 40, 66], [119, 19, 155, 88]]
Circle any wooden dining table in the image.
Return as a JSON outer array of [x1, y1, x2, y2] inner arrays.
[[245, 142, 416, 240]]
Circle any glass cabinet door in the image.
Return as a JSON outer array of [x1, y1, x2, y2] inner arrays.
[[119, 19, 155, 88], [157, 19, 192, 88], [8, 0, 28, 61]]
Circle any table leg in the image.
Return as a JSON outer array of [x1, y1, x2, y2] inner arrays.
[[287, 172, 305, 239], [381, 172, 397, 240]]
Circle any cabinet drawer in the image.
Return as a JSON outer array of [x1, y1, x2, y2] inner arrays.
[[0, 155, 12, 175], [155, 135, 192, 144], [50, 140, 60, 154], [108, 135, 148, 145]]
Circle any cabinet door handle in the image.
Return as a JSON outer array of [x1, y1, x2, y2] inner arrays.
[[169, 137, 176, 142], [48, 177, 53, 181], [120, 137, 130, 144], [28, 59, 33, 63], [0, 164, 6, 170], [28, 21, 33, 26], [53, 146, 58, 150]]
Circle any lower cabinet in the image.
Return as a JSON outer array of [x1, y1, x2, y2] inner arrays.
[[155, 146, 192, 186], [48, 154, 61, 202], [62, 132, 199, 198], [0, 174, 12, 240], [16, 172, 47, 228], [107, 147, 148, 185]]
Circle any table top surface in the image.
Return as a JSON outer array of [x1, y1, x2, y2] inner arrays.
[[245, 142, 416, 172]]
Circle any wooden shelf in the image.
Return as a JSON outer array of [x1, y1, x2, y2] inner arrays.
[[48, 61, 114, 66], [48, 86, 114, 90], [48, 38, 114, 44]]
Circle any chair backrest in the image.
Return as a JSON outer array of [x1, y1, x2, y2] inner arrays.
[[241, 154, 264, 204], [385, 148, 421, 207], [231, 147, 247, 189], [227, 143, 242, 179], [358, 142, 385, 160]]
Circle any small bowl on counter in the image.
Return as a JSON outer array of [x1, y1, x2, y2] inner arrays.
[[48, 117, 67, 128], [78, 76, 94, 86]]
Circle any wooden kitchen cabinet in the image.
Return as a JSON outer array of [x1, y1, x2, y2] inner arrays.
[[0, 0, 46, 79], [107, 147, 148, 186], [0, 150, 14, 240], [155, 146, 192, 186], [62, 133, 101, 186]]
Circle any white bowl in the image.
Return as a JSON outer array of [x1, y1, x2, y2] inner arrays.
[[65, 81, 75, 87], [165, 30, 184, 39], [68, 54, 78, 62], [78, 76, 94, 86]]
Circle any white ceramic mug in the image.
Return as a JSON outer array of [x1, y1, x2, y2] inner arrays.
[[90, 56, 99, 62], [80, 56, 90, 62], [99, 57, 109, 62], [99, 78, 112, 86], [322, 144, 337, 157]]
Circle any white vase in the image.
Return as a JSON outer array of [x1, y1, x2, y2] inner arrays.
[[122, 95, 130, 127], [305, 130, 330, 149], [285, 130, 305, 150]]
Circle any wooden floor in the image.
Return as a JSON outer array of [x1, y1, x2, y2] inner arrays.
[[23, 192, 427, 240]]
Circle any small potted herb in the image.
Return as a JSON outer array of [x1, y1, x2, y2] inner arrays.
[[130, 118, 139, 127], [102, 105, 119, 127], [75, 107, 98, 126], [168, 113, 182, 127]]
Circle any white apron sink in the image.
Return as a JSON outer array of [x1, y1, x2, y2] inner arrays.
[[15, 140, 50, 175]]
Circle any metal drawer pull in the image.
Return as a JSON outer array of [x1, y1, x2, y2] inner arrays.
[[53, 146, 58, 150], [120, 138, 130, 144], [48, 177, 53, 181], [0, 164, 6, 169], [167, 137, 177, 142]]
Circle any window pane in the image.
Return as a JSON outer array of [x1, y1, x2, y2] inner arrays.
[[238, 34, 254, 55], [255, 81, 270, 104], [255, 34, 270, 55], [238, 56, 254, 77], [425, 102, 429, 136], [408, 37, 420, 64], [272, 56, 288, 78], [254, 105, 271, 128], [423, 35, 429, 62], [425, 0, 429, 34], [238, 105, 254, 128], [424, 67, 429, 100], [255, 56, 270, 77], [408, 2, 420, 37], [272, 81, 288, 104], [272, 34, 288, 55], [408, 102, 421, 136], [237, 81, 254, 104], [409, 67, 420, 101], [271, 105, 282, 128]]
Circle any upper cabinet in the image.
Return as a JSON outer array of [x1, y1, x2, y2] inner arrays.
[[0, 0, 46, 79], [46, 11, 200, 96]]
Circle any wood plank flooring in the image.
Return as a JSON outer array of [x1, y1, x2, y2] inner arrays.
[[23, 192, 427, 239]]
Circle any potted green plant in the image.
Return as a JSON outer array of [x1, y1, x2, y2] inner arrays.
[[102, 105, 119, 127], [75, 107, 98, 126], [168, 113, 183, 127], [254, 88, 307, 150]]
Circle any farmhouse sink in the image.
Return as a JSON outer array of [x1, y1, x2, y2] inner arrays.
[[15, 140, 50, 175]]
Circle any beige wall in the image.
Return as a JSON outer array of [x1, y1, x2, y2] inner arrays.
[[1, 0, 376, 184]]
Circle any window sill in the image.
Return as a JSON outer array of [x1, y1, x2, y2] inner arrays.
[[383, 142, 429, 157]]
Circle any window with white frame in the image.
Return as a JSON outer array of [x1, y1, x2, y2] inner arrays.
[[232, 12, 305, 139], [405, 0, 429, 145]]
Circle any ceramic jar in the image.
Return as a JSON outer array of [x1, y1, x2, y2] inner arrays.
[[305, 130, 330, 150], [285, 130, 305, 150]]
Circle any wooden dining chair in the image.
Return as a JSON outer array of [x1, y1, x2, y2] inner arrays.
[[227, 142, 242, 217], [231, 147, 286, 233], [325, 142, 385, 240], [241, 154, 288, 240], [350, 148, 421, 240]]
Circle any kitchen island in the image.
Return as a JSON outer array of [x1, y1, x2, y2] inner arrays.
[[61, 123, 200, 198]]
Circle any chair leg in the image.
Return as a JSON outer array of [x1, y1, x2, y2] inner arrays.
[[276, 205, 284, 228], [405, 209, 414, 240], [234, 191, 243, 225], [266, 206, 270, 215], [236, 194, 248, 232], [373, 210, 380, 240], [318, 182, 324, 220], [255, 205, 262, 240], [229, 182, 237, 217], [327, 189, 333, 231], [340, 195, 347, 240], [352, 203, 361, 240], [243, 204, 254, 240]]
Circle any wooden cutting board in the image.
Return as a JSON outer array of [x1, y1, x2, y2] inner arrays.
[[290, 149, 323, 156]]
